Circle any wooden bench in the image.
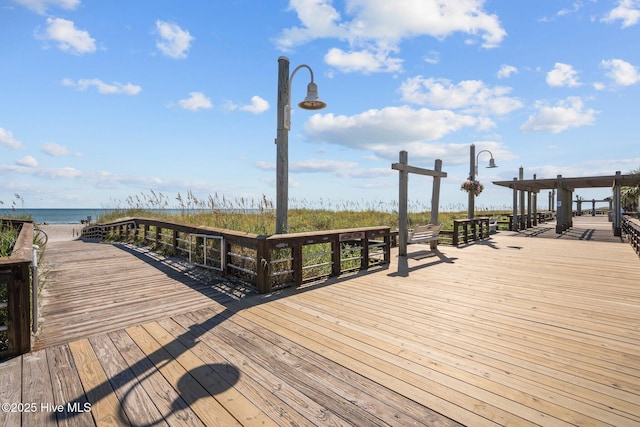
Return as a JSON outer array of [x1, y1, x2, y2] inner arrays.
[[489, 218, 498, 234], [408, 224, 442, 244]]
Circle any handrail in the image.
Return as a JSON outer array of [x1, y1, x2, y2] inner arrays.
[[451, 217, 490, 246], [622, 215, 640, 257], [0, 219, 34, 358], [82, 217, 391, 293]]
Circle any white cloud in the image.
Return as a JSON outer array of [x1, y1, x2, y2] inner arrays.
[[276, 0, 507, 74], [42, 142, 79, 156], [11, 0, 79, 14], [1, 163, 83, 179], [546, 63, 581, 87], [62, 78, 142, 95], [177, 92, 212, 111], [601, 58, 640, 86], [324, 47, 402, 73], [155, 20, 194, 59], [0, 128, 23, 149], [520, 97, 597, 133], [424, 50, 440, 65], [497, 64, 518, 79], [45, 167, 83, 179], [256, 159, 359, 174], [602, 0, 640, 28], [275, 0, 347, 51], [43, 17, 96, 55], [304, 106, 479, 152], [16, 155, 38, 168], [239, 96, 270, 114], [290, 159, 359, 173], [399, 76, 523, 116]]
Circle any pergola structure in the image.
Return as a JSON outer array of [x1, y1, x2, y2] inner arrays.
[[493, 171, 640, 236], [574, 198, 611, 216]]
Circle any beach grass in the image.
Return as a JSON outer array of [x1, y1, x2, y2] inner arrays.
[[98, 191, 511, 234]]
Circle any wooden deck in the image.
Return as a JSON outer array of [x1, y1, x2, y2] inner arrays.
[[1, 216, 639, 426]]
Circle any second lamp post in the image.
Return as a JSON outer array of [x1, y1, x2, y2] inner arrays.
[[467, 143, 498, 219]]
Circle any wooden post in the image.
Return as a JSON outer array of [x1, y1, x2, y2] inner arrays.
[[519, 167, 526, 230], [527, 189, 532, 228], [392, 151, 447, 256], [172, 229, 178, 256], [430, 159, 442, 250], [331, 235, 341, 277], [452, 221, 459, 246], [532, 174, 538, 226], [255, 237, 270, 294], [5, 263, 31, 356], [361, 234, 370, 270], [398, 151, 409, 257], [468, 144, 475, 219], [556, 175, 565, 233], [293, 241, 303, 286], [613, 171, 622, 236], [512, 178, 518, 231], [276, 57, 290, 234]]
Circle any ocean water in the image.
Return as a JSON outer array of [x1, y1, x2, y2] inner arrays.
[[1, 208, 110, 224]]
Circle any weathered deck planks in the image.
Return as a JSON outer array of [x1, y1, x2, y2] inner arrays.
[[1, 216, 639, 426]]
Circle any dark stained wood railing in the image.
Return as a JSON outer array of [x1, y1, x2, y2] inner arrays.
[[82, 218, 391, 294], [451, 218, 490, 246], [622, 215, 640, 257], [0, 220, 33, 358]]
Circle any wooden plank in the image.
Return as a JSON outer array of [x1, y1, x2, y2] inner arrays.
[[308, 282, 640, 399], [141, 321, 278, 427], [288, 287, 638, 425], [125, 324, 241, 427], [178, 307, 462, 427], [0, 356, 22, 427], [239, 306, 506, 427], [249, 301, 559, 426], [87, 334, 169, 427], [157, 314, 337, 427], [108, 329, 204, 427], [45, 345, 95, 427], [34, 239, 239, 350], [21, 349, 57, 427], [68, 339, 124, 426]]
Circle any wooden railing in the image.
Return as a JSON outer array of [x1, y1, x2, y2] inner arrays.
[[450, 218, 491, 246], [506, 212, 554, 231], [0, 220, 33, 358], [82, 218, 391, 293], [622, 215, 640, 257]]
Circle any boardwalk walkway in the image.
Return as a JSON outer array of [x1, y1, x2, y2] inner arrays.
[[1, 216, 639, 426]]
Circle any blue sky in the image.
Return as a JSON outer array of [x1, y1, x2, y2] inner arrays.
[[1, 0, 639, 211]]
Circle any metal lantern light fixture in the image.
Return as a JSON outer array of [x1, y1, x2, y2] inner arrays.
[[475, 149, 498, 175], [299, 82, 326, 110]]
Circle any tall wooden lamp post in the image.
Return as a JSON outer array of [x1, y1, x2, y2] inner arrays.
[[467, 144, 498, 219], [275, 56, 327, 234]]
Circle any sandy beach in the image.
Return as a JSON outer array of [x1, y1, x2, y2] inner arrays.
[[38, 224, 85, 243]]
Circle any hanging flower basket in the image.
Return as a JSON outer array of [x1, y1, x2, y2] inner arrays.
[[461, 180, 484, 196]]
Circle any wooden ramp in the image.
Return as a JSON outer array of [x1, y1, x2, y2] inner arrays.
[[1, 220, 639, 426], [33, 240, 251, 350]]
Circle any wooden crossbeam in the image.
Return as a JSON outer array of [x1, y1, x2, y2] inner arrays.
[[391, 163, 448, 178]]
